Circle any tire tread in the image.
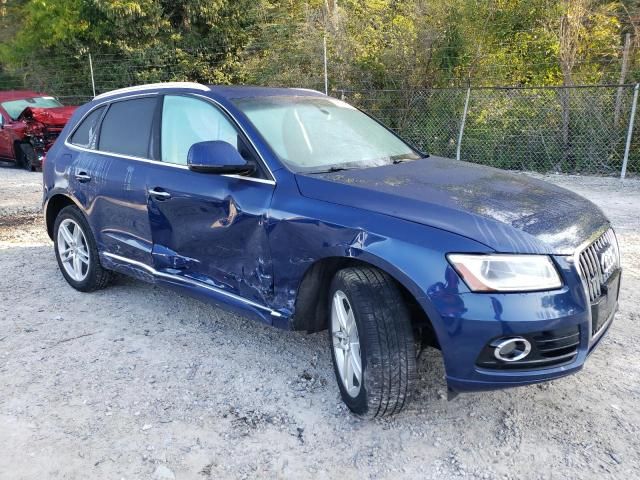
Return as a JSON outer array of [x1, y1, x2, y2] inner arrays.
[[330, 267, 416, 418]]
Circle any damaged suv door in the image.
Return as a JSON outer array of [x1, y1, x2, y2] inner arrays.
[[145, 94, 276, 306], [69, 98, 158, 267]]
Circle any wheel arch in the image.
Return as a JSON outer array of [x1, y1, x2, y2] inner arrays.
[[291, 253, 438, 343], [45, 193, 82, 239]]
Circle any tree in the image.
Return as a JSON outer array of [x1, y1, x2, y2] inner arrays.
[[0, 0, 633, 93]]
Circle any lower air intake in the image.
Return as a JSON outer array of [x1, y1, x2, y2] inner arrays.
[[476, 326, 580, 371]]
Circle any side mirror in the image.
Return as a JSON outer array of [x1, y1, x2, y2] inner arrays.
[[0, 115, 4, 129], [187, 140, 255, 175]]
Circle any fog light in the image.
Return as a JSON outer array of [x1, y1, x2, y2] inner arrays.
[[493, 337, 531, 362]]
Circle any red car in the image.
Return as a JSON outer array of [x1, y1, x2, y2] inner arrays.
[[0, 90, 76, 170]]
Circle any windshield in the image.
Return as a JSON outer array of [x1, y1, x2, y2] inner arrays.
[[233, 96, 421, 172], [1, 96, 63, 120]]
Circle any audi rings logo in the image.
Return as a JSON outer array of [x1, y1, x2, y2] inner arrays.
[[599, 246, 617, 278]]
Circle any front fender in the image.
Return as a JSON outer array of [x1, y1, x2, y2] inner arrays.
[[268, 176, 492, 340]]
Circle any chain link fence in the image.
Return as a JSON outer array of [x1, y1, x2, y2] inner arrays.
[[2, 52, 639, 177], [335, 84, 640, 177]]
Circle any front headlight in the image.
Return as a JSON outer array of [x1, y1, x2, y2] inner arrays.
[[447, 254, 562, 292]]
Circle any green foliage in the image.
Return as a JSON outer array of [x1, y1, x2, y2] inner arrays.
[[0, 0, 258, 89], [0, 0, 636, 89], [0, 0, 637, 174], [4, 0, 88, 57]]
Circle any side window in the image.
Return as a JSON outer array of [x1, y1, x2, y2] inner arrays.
[[161, 95, 245, 166], [99, 97, 157, 158], [69, 106, 105, 149]]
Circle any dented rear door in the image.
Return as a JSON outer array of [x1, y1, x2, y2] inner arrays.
[[70, 98, 157, 266]]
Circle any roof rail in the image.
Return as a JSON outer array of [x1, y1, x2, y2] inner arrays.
[[294, 88, 326, 95], [93, 82, 209, 100]]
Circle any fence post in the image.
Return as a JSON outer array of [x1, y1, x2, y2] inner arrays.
[[456, 86, 471, 162], [621, 83, 639, 180], [323, 35, 329, 95], [88, 53, 96, 98], [614, 33, 632, 127]]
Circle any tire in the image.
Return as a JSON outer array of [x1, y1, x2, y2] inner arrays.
[[15, 143, 36, 171], [13, 144, 24, 169], [328, 267, 417, 418], [53, 205, 112, 292]]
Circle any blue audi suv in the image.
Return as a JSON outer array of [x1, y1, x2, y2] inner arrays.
[[43, 83, 621, 417]]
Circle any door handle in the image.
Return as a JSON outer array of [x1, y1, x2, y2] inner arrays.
[[75, 171, 91, 183], [148, 187, 171, 200]]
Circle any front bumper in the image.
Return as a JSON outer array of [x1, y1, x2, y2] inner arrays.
[[424, 255, 620, 393]]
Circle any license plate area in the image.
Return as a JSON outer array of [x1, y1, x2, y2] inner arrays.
[[590, 269, 620, 337]]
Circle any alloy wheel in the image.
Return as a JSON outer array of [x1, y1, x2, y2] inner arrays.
[[57, 218, 90, 282], [331, 290, 362, 397]]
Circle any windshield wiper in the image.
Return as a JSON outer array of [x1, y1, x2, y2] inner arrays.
[[391, 154, 425, 164], [308, 166, 359, 174]]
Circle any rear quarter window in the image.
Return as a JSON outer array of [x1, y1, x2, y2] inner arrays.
[[69, 106, 106, 149], [98, 97, 157, 158]]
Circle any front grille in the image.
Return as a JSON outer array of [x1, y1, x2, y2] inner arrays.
[[476, 326, 580, 370], [577, 228, 620, 303]]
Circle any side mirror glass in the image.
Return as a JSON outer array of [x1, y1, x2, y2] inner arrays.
[[187, 140, 255, 175], [0, 115, 4, 129]]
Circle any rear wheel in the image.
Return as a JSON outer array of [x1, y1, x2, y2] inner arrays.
[[329, 267, 417, 417], [54, 206, 111, 292]]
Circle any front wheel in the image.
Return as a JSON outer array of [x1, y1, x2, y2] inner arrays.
[[16, 143, 36, 171], [329, 267, 417, 418]]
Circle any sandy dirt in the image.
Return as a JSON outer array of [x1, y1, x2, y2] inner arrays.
[[1, 162, 639, 480]]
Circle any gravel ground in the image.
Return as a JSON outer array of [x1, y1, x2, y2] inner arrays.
[[1, 162, 639, 480]]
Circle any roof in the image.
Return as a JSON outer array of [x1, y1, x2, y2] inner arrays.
[[93, 82, 209, 100], [2, 84, 326, 105], [91, 82, 326, 102], [0, 90, 44, 102], [208, 85, 326, 99]]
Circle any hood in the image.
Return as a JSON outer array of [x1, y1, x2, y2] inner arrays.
[[295, 156, 609, 255], [18, 106, 77, 126]]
